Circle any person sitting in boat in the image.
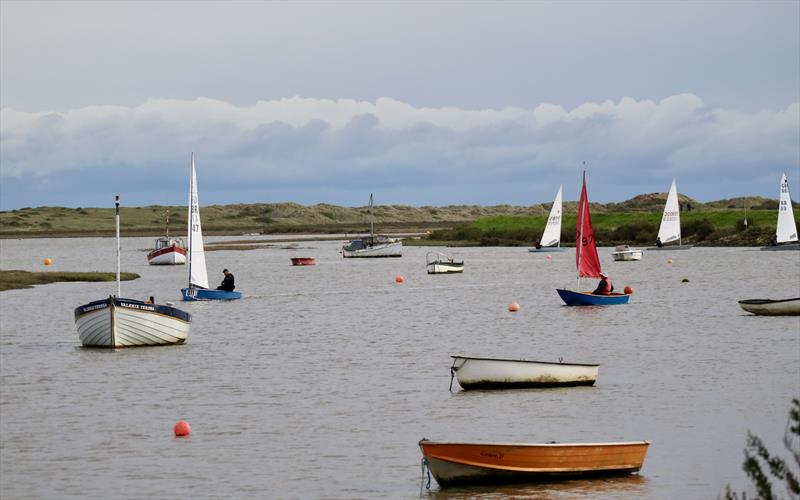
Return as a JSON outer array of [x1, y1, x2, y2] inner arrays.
[[145, 296, 155, 304], [656, 236, 664, 248], [217, 269, 235, 292], [533, 239, 542, 249], [593, 271, 614, 295]]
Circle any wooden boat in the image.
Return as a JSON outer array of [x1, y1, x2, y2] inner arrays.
[[74, 196, 191, 347], [450, 355, 598, 390], [529, 185, 567, 253], [342, 194, 402, 258], [556, 172, 631, 306], [646, 179, 692, 250], [180, 153, 241, 301], [611, 245, 642, 261], [291, 257, 316, 266], [426, 252, 464, 274], [738, 298, 800, 316], [147, 237, 187, 265], [761, 172, 799, 251], [419, 439, 651, 487]]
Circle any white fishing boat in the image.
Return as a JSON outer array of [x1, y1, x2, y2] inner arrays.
[[738, 298, 800, 316], [426, 252, 464, 274], [74, 196, 191, 347], [611, 245, 643, 261], [761, 172, 799, 251], [147, 208, 186, 265], [449, 355, 598, 390], [529, 185, 567, 252], [181, 154, 242, 301], [647, 179, 692, 250], [342, 194, 402, 258]]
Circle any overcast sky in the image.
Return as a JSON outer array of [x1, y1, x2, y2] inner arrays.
[[1, 0, 798, 209]]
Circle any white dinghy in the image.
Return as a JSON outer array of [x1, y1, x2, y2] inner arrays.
[[426, 252, 464, 274], [74, 196, 191, 347], [761, 172, 799, 251], [738, 298, 800, 316], [529, 185, 567, 252], [449, 355, 598, 390], [611, 245, 643, 261], [648, 179, 692, 250]]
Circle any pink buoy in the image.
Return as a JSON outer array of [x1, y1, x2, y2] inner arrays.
[[395, 275, 405, 284], [546, 255, 552, 261], [174, 420, 191, 437]]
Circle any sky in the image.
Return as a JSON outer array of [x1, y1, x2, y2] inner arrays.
[[1, 0, 799, 210]]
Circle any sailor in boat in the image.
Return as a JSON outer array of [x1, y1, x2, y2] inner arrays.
[[217, 269, 236, 292], [656, 236, 664, 248], [533, 238, 542, 249], [593, 271, 614, 295], [145, 296, 155, 304]]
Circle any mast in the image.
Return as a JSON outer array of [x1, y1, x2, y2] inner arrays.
[[187, 153, 194, 289], [369, 193, 374, 238], [115, 195, 121, 297], [576, 171, 586, 281]]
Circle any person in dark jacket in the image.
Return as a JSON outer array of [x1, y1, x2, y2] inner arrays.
[[593, 271, 613, 295], [217, 269, 235, 292]]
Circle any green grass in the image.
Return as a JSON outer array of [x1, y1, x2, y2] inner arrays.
[[0, 270, 140, 292]]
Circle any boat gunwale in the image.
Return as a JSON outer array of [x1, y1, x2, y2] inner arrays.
[[75, 298, 191, 323], [738, 297, 800, 305], [451, 355, 598, 367]]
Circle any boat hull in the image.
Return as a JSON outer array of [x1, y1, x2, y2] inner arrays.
[[181, 288, 242, 301], [759, 243, 800, 251], [147, 244, 187, 265], [557, 289, 631, 306], [291, 257, 316, 266], [738, 298, 800, 316], [451, 356, 598, 390], [528, 247, 568, 253], [427, 261, 464, 274], [74, 298, 190, 347], [611, 249, 642, 261], [419, 440, 650, 487], [342, 240, 402, 258]]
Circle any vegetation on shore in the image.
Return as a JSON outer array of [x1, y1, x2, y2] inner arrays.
[[0, 271, 140, 292]]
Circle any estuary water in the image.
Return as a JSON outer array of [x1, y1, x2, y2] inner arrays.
[[1, 237, 798, 499]]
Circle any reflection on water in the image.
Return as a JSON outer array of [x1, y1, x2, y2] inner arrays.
[[1, 238, 798, 499]]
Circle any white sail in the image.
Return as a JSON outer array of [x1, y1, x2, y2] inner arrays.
[[776, 172, 798, 243], [187, 153, 209, 289], [657, 179, 681, 245], [539, 185, 563, 247]]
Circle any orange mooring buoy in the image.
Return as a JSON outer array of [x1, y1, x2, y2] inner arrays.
[[508, 301, 520, 312], [174, 420, 192, 437], [395, 275, 405, 284], [43, 258, 52, 266], [624, 285, 634, 294]]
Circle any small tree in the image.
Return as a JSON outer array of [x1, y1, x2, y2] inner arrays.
[[725, 398, 800, 499]]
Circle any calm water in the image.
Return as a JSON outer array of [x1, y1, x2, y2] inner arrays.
[[1, 237, 798, 499]]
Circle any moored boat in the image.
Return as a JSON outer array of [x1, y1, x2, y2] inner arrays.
[[147, 237, 187, 265], [557, 289, 630, 306], [450, 355, 598, 390], [419, 439, 651, 487], [180, 153, 242, 301], [611, 245, 643, 262], [647, 179, 692, 250], [738, 298, 800, 316], [342, 194, 402, 258], [760, 172, 799, 251], [529, 185, 567, 253], [291, 257, 316, 266], [426, 252, 464, 274], [74, 196, 191, 347]]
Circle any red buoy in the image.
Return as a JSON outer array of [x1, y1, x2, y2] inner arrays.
[[174, 420, 191, 437], [624, 285, 633, 295], [395, 275, 405, 284], [508, 301, 520, 312]]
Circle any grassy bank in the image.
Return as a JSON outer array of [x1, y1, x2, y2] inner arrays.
[[0, 271, 140, 292], [420, 209, 798, 247]]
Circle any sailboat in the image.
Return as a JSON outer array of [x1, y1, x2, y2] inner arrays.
[[180, 154, 242, 301], [146, 208, 187, 265], [529, 185, 567, 252], [556, 172, 631, 306], [760, 172, 799, 251], [342, 193, 402, 258], [74, 196, 191, 347], [647, 179, 692, 250]]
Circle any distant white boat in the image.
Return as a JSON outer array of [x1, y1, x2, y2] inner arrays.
[[74, 196, 191, 347], [426, 252, 464, 274], [648, 179, 692, 250], [529, 185, 567, 252], [611, 245, 643, 261], [738, 298, 800, 316], [147, 237, 186, 265], [342, 194, 402, 258], [761, 172, 799, 251], [449, 355, 598, 390]]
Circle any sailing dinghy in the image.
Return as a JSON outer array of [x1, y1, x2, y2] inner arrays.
[[181, 154, 242, 301], [761, 172, 799, 251], [556, 172, 631, 306], [74, 196, 191, 347], [529, 185, 567, 252], [647, 179, 691, 250]]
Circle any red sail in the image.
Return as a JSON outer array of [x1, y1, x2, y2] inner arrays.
[[575, 172, 602, 278]]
